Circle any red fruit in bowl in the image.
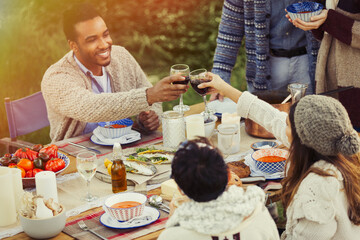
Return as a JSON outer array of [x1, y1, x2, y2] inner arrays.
[[39, 145, 58, 159], [14, 148, 38, 161]]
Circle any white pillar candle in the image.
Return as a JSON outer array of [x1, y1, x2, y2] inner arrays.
[[222, 112, 241, 130], [11, 168, 23, 211], [35, 171, 58, 203], [0, 167, 17, 227], [186, 114, 205, 140]]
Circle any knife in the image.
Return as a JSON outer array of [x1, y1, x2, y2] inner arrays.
[[68, 142, 101, 154]]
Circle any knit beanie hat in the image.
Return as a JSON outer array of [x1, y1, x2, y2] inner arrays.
[[294, 95, 360, 156]]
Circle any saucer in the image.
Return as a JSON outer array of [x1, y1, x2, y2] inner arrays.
[[100, 206, 160, 229], [207, 97, 237, 118], [91, 130, 141, 146]]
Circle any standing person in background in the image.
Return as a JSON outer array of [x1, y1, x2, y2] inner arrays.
[[288, 0, 360, 132], [42, 3, 188, 142], [210, 0, 320, 101]]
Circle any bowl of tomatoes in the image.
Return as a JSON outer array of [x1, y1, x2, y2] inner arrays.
[[0, 144, 69, 188]]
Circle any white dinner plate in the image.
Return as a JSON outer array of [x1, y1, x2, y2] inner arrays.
[[207, 97, 237, 118], [90, 130, 141, 146], [100, 206, 160, 229]]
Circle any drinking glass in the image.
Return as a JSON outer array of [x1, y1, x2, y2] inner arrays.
[[189, 68, 212, 121], [171, 64, 190, 113], [76, 151, 98, 202], [288, 83, 308, 104]]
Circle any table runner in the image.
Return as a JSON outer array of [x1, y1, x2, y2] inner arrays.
[[63, 205, 168, 240], [55, 130, 163, 157]]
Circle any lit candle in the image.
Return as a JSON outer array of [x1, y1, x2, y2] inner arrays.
[[0, 167, 17, 227], [186, 114, 205, 140], [35, 171, 58, 203], [222, 112, 241, 130]]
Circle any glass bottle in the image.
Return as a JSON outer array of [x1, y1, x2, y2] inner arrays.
[[111, 143, 127, 193]]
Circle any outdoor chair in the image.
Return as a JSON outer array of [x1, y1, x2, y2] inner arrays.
[[0, 91, 50, 152]]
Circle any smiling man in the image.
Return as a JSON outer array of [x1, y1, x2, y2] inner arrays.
[[41, 3, 187, 142]]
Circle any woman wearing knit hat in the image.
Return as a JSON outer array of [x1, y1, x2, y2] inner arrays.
[[199, 73, 360, 239]]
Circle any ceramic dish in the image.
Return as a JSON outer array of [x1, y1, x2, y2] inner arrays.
[[22, 152, 70, 188], [91, 130, 141, 146], [98, 118, 133, 138], [244, 154, 284, 180], [207, 98, 237, 119], [250, 141, 279, 151], [100, 206, 160, 229], [252, 149, 289, 174], [286, 2, 324, 22]]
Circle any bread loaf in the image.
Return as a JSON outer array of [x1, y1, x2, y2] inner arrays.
[[227, 161, 251, 178]]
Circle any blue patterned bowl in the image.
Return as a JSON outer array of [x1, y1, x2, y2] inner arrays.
[[286, 2, 324, 22], [98, 118, 133, 139], [252, 148, 288, 174]]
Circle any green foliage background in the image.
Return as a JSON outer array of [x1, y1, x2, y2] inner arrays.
[[0, 0, 246, 154]]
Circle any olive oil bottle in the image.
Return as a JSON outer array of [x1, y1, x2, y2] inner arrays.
[[111, 143, 127, 193]]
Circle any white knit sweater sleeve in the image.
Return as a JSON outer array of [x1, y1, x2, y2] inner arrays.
[[282, 170, 340, 240], [236, 91, 290, 147]]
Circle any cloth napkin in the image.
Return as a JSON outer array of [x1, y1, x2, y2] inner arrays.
[[55, 131, 163, 157], [93, 127, 141, 145], [63, 205, 169, 240]]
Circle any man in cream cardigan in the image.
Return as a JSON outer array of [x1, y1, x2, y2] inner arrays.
[[41, 3, 187, 142]]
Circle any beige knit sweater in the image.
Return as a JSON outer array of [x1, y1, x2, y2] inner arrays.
[[315, 8, 360, 93], [237, 92, 360, 240], [41, 46, 162, 142]]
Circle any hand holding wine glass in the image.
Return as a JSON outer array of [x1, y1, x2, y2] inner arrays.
[[189, 69, 212, 121], [76, 151, 98, 202], [197, 72, 242, 104], [171, 64, 190, 113]]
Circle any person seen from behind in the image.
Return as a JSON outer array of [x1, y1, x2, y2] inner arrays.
[[158, 137, 280, 240]]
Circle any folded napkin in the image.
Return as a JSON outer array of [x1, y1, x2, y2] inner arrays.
[[93, 127, 141, 144], [244, 154, 284, 179]]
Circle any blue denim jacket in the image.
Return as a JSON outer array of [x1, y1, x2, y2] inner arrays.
[[270, 0, 307, 50]]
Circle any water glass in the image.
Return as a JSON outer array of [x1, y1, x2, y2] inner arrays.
[[217, 123, 240, 155], [288, 83, 308, 104], [76, 151, 98, 202], [162, 111, 186, 149]]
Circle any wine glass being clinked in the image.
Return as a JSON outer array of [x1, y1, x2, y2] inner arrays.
[[189, 68, 212, 122], [171, 64, 190, 113]]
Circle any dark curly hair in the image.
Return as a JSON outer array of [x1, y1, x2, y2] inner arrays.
[[63, 3, 101, 41], [171, 137, 228, 202]]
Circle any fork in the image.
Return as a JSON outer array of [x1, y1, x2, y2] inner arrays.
[[78, 220, 108, 240]]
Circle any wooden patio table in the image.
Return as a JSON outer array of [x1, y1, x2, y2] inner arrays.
[[5, 102, 283, 240]]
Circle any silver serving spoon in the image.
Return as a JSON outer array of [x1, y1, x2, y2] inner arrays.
[[149, 195, 170, 212]]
